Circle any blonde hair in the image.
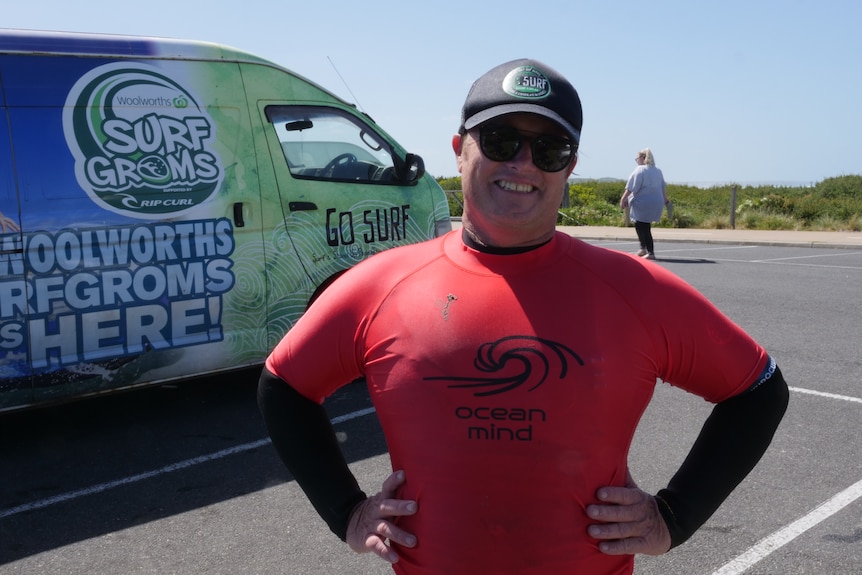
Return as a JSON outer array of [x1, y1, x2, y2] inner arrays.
[[638, 148, 656, 166]]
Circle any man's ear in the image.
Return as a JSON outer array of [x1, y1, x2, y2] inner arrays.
[[452, 134, 464, 173], [567, 156, 579, 177]]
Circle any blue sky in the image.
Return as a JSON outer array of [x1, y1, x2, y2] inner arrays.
[[6, 0, 861, 186]]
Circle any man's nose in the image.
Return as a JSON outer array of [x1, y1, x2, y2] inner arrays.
[[510, 142, 537, 169]]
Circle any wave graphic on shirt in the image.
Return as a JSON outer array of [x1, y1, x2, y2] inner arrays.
[[424, 335, 583, 397]]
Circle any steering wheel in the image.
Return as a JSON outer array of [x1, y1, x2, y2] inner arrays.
[[323, 153, 357, 177]]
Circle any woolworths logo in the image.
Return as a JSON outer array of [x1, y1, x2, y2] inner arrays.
[[63, 63, 224, 219]]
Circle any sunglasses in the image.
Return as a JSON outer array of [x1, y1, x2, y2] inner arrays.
[[478, 126, 577, 173]]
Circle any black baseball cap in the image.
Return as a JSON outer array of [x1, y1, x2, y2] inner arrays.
[[460, 58, 583, 144]]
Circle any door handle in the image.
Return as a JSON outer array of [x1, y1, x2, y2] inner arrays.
[[289, 201, 318, 212], [233, 202, 245, 228]]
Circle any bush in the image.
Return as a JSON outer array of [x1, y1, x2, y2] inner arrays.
[[737, 212, 798, 230], [435, 175, 862, 231], [701, 215, 732, 229], [814, 175, 862, 199], [559, 200, 620, 226], [436, 177, 464, 217]]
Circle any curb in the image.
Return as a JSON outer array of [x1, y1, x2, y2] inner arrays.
[[566, 233, 862, 251]]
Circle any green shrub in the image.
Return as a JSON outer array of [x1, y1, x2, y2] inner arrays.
[[436, 175, 862, 230], [559, 200, 621, 226], [738, 212, 797, 230], [701, 215, 733, 229], [814, 175, 862, 199]]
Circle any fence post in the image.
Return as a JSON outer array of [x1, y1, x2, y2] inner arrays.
[[730, 185, 737, 229]]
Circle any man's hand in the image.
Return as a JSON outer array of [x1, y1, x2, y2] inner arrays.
[[586, 473, 671, 556], [346, 470, 418, 564]]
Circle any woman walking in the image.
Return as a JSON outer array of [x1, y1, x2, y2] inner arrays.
[[620, 148, 667, 259]]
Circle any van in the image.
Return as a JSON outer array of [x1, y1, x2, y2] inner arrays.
[[0, 29, 452, 411]]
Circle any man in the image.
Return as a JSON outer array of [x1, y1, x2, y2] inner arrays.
[[258, 58, 789, 574]]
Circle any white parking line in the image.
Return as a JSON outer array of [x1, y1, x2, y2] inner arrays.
[[751, 250, 862, 263], [711, 478, 862, 575], [331, 406, 376, 423], [708, 386, 860, 574], [789, 386, 862, 404], [756, 261, 862, 271], [659, 252, 862, 270], [0, 438, 271, 519], [0, 406, 377, 520], [657, 245, 759, 253]]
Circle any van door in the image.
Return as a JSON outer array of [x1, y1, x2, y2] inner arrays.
[[0, 91, 30, 409], [256, 104, 441, 330]]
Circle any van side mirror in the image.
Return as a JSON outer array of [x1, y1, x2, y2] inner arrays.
[[393, 153, 425, 184]]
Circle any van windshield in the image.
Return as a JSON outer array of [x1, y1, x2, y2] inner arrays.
[[268, 106, 399, 184]]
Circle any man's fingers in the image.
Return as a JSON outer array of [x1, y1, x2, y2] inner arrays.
[[371, 470, 417, 521], [374, 519, 417, 548], [595, 536, 650, 555], [346, 471, 418, 563], [380, 469, 407, 496], [365, 535, 398, 563], [588, 518, 642, 540], [358, 517, 417, 564], [586, 492, 650, 523], [596, 485, 646, 505], [371, 497, 417, 519], [586, 486, 672, 556]]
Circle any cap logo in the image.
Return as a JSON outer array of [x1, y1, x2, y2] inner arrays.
[[502, 66, 551, 99]]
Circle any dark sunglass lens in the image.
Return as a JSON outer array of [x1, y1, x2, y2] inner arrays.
[[480, 128, 521, 162], [532, 137, 573, 172]]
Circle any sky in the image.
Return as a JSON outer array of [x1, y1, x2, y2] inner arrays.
[[5, 0, 861, 186]]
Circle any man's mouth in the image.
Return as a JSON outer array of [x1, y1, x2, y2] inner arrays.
[[497, 180, 536, 193]]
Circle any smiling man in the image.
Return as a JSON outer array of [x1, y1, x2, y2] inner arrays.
[[258, 59, 789, 575], [453, 61, 581, 248]]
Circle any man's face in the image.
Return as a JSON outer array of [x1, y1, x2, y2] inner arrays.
[[453, 113, 577, 247]]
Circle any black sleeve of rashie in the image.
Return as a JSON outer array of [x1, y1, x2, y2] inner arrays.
[[257, 366, 367, 541], [655, 361, 790, 548]]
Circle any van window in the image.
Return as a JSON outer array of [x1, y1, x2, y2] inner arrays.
[[267, 106, 398, 184]]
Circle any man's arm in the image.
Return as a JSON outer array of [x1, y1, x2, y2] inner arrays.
[[257, 366, 366, 540], [588, 362, 790, 554], [656, 363, 790, 547]]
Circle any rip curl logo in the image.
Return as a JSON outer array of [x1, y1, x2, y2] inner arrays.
[[424, 335, 583, 397], [63, 62, 224, 219], [502, 66, 551, 100]]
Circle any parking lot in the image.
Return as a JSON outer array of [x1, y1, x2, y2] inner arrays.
[[2, 236, 861, 574]]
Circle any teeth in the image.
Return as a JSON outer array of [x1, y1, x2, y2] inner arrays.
[[498, 180, 534, 193]]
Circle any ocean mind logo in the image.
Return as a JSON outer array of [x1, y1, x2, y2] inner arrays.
[[63, 62, 224, 218]]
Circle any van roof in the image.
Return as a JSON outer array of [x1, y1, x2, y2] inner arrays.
[[0, 28, 274, 65], [0, 28, 354, 108]]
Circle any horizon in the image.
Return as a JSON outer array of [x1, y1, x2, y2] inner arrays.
[[5, 1, 861, 186]]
